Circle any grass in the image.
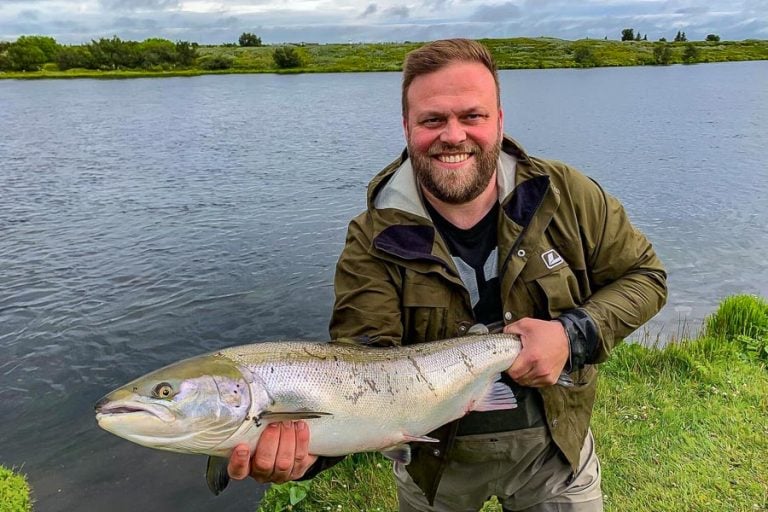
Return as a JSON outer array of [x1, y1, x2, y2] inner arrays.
[[2, 38, 767, 80], [0, 465, 32, 512], [258, 296, 768, 512]]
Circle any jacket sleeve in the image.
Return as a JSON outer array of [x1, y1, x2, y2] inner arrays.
[[328, 212, 405, 346], [563, 166, 668, 365]]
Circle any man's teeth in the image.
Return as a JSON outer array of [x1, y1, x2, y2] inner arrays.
[[437, 153, 471, 163]]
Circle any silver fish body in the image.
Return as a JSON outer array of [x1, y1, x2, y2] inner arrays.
[[95, 334, 522, 460]]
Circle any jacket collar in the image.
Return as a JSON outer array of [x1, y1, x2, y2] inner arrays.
[[368, 136, 556, 267]]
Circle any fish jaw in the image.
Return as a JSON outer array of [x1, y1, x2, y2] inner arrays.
[[95, 353, 252, 455]]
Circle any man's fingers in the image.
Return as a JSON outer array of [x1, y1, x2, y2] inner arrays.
[[250, 423, 282, 481], [271, 422, 298, 483], [227, 443, 251, 480]]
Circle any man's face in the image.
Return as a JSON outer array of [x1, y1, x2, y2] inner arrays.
[[403, 61, 503, 205]]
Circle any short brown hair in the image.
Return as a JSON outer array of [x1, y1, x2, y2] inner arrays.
[[401, 38, 500, 117]]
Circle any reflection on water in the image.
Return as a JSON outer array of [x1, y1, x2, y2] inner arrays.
[[0, 62, 767, 511]]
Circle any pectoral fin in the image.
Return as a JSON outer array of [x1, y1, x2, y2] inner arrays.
[[205, 456, 230, 496], [471, 374, 518, 412], [260, 410, 332, 421]]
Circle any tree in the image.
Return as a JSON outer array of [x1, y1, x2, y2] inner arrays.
[[175, 41, 197, 67], [137, 38, 177, 69], [621, 28, 635, 41], [56, 45, 94, 70], [635, 31, 642, 41], [653, 42, 672, 65], [238, 32, 262, 47], [659, 37, 667, 42], [675, 31, 688, 42], [273, 46, 302, 68], [15, 35, 59, 62], [682, 43, 699, 63], [706, 34, 720, 42], [5, 43, 46, 71]]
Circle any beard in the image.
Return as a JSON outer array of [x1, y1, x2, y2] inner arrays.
[[409, 137, 501, 205]]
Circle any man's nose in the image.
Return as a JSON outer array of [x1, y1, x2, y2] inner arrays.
[[440, 118, 466, 145]]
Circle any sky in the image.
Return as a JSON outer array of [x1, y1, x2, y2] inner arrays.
[[0, 0, 765, 45]]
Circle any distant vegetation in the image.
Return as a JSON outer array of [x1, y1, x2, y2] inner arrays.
[[0, 32, 766, 79]]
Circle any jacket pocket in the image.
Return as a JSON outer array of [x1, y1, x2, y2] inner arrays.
[[402, 273, 452, 342], [523, 265, 582, 319]]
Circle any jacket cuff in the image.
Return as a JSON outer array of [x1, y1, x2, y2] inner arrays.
[[296, 455, 346, 481], [556, 308, 599, 371]]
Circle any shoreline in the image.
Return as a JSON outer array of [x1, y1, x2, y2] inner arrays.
[[2, 37, 766, 81]]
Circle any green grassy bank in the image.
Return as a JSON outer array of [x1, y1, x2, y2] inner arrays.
[[258, 294, 768, 512], [0, 466, 31, 512], [2, 38, 767, 80]]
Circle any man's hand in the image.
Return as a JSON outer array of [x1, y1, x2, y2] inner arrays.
[[504, 317, 569, 387], [227, 421, 318, 484]]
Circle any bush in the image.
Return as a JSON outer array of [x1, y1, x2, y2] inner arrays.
[[652, 42, 672, 65], [197, 54, 234, 70], [273, 46, 303, 68], [0, 465, 31, 512], [572, 44, 597, 67], [682, 43, 700, 63], [704, 294, 768, 340], [57, 45, 94, 70], [238, 32, 262, 47]]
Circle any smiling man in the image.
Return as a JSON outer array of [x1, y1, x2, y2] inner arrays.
[[228, 39, 667, 512]]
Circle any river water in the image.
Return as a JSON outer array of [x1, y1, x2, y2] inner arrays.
[[1, 61, 767, 511]]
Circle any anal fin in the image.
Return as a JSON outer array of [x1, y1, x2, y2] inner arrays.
[[471, 374, 518, 412]]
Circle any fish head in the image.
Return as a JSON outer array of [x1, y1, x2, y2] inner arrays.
[[95, 353, 251, 454]]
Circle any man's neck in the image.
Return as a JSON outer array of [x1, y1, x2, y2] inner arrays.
[[421, 173, 499, 230]]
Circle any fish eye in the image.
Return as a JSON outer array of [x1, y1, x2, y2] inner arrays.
[[152, 382, 174, 399]]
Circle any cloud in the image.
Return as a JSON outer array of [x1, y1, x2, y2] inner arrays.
[[471, 2, 522, 22], [384, 5, 410, 19], [98, 0, 181, 10], [359, 3, 377, 18]]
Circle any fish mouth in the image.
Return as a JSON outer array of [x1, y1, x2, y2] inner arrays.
[[95, 398, 174, 422]]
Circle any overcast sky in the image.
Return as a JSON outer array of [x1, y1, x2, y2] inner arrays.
[[1, 0, 765, 45]]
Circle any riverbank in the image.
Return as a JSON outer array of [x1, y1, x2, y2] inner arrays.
[[0, 465, 31, 511], [258, 295, 768, 512], [2, 38, 766, 80]]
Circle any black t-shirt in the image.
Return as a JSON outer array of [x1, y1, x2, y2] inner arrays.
[[425, 201, 545, 434]]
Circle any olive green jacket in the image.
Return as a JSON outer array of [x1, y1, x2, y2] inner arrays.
[[327, 137, 667, 503]]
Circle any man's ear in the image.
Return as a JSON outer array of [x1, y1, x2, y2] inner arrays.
[[498, 108, 504, 133], [402, 116, 409, 141]]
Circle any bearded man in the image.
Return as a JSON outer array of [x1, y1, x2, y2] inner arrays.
[[228, 38, 667, 512]]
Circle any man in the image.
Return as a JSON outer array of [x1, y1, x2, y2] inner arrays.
[[228, 38, 667, 511]]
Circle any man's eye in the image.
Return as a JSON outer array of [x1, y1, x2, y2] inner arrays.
[[422, 118, 443, 127]]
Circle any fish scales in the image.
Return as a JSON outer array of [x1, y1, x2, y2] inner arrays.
[[217, 334, 522, 456], [95, 333, 522, 462]]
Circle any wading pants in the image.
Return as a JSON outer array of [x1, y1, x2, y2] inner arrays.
[[394, 427, 602, 512]]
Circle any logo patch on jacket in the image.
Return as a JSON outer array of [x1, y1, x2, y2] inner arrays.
[[541, 249, 564, 269]]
